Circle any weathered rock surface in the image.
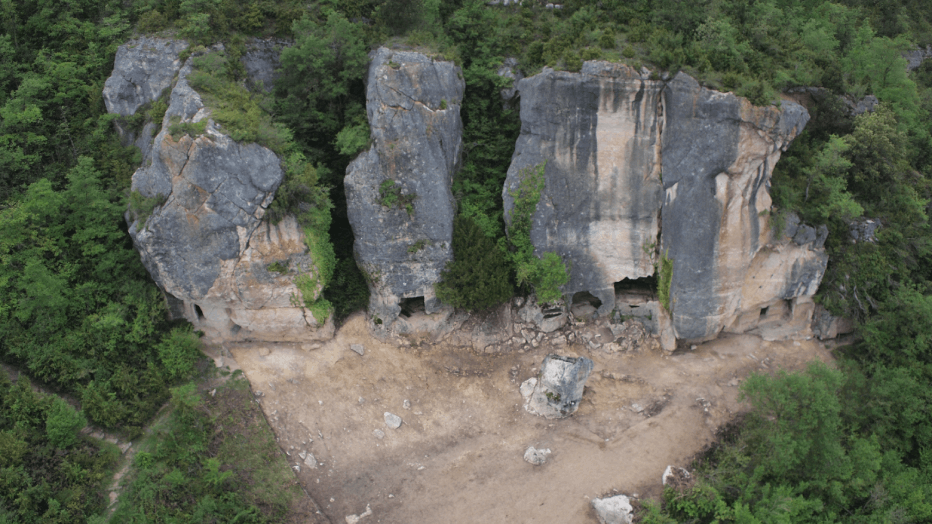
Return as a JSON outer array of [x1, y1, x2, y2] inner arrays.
[[104, 37, 189, 117], [905, 45, 932, 72], [661, 72, 810, 341], [506, 61, 817, 343], [346, 47, 464, 328], [591, 495, 634, 524], [109, 47, 331, 343], [504, 63, 664, 316], [103, 37, 189, 160], [523, 446, 551, 465], [522, 354, 593, 418]]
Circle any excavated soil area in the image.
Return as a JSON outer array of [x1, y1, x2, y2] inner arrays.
[[229, 312, 834, 524]]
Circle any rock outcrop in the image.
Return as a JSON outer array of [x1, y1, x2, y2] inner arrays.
[[521, 354, 593, 418], [345, 48, 464, 328], [505, 62, 820, 344], [504, 62, 664, 317], [103, 37, 189, 162], [105, 43, 331, 343]]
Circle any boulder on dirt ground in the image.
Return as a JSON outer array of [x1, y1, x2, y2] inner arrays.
[[384, 412, 402, 429], [522, 355, 593, 418], [662, 465, 691, 487], [523, 446, 551, 465], [591, 494, 633, 524]]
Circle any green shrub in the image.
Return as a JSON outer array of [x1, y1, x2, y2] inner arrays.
[[137, 9, 169, 33], [167, 115, 208, 140], [599, 32, 616, 49], [156, 326, 203, 381], [45, 398, 87, 448], [436, 214, 513, 310], [379, 179, 416, 214], [267, 260, 290, 274], [657, 250, 673, 312], [335, 122, 370, 157], [506, 163, 569, 304], [622, 45, 636, 58], [128, 190, 167, 231]]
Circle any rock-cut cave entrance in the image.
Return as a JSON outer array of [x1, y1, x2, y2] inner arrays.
[[399, 296, 426, 318]]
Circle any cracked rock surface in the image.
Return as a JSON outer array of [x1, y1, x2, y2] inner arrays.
[[345, 47, 464, 328], [506, 62, 820, 343], [106, 42, 332, 343]]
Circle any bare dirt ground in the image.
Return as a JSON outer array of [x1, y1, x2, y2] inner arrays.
[[229, 312, 834, 524]]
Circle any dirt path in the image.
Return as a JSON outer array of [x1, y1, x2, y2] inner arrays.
[[231, 312, 834, 524]]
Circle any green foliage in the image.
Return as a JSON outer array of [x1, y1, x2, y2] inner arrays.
[[379, 179, 417, 213], [335, 121, 370, 157], [156, 326, 204, 381], [167, 115, 208, 140], [187, 51, 291, 153], [267, 260, 290, 274], [657, 251, 673, 313], [112, 377, 307, 522], [408, 239, 430, 253], [276, 9, 369, 163], [507, 163, 569, 304], [0, 157, 178, 431], [0, 370, 118, 523], [435, 214, 513, 310], [128, 190, 168, 231], [45, 398, 87, 449]]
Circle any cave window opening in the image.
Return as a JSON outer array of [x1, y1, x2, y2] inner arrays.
[[400, 297, 425, 318], [572, 291, 603, 309], [614, 276, 658, 301], [760, 306, 769, 318], [194, 304, 205, 321]]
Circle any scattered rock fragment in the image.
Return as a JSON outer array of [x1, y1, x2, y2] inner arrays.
[[373, 429, 385, 439], [591, 494, 634, 524], [403, 399, 411, 410], [384, 412, 402, 429], [304, 453, 317, 468], [662, 465, 691, 487], [522, 355, 593, 418], [350, 344, 365, 356], [523, 446, 551, 465], [345, 504, 372, 524]]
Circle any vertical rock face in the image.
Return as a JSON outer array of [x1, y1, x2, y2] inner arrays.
[[345, 48, 464, 327], [507, 62, 819, 343], [504, 63, 664, 316], [105, 43, 331, 343], [660, 73, 810, 341]]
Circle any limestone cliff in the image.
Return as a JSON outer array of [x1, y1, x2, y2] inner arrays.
[[506, 62, 822, 344], [345, 48, 464, 327], [104, 43, 332, 343]]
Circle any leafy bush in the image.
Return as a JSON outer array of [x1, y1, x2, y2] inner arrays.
[[45, 398, 87, 448], [657, 251, 673, 312], [379, 179, 416, 214], [506, 163, 569, 304], [436, 214, 513, 310], [128, 190, 167, 231], [156, 326, 204, 381]]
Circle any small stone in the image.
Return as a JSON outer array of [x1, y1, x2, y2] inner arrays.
[[304, 453, 317, 468], [690, 345, 697, 351], [359, 397, 365, 404], [350, 344, 365, 356], [293, 465, 300, 473], [258, 347, 270, 356], [403, 399, 411, 410], [373, 429, 385, 439], [299, 451, 307, 460], [523, 446, 551, 465], [384, 412, 402, 429], [345, 504, 372, 524], [591, 494, 633, 524], [631, 403, 644, 413], [417, 465, 425, 471], [209, 389, 216, 397], [519, 377, 537, 400]]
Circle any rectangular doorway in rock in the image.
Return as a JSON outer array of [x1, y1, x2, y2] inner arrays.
[[570, 291, 602, 320], [194, 304, 205, 321], [400, 297, 426, 318]]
